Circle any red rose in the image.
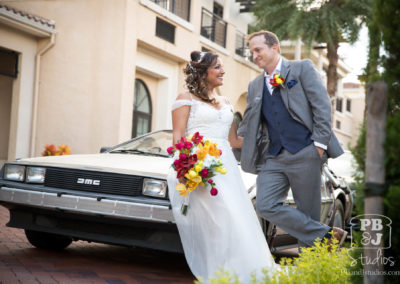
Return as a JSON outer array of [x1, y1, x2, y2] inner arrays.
[[219, 149, 222, 155], [191, 132, 203, 145], [200, 168, 209, 178], [210, 188, 218, 196], [184, 142, 193, 149], [167, 146, 175, 155], [208, 179, 213, 184], [179, 153, 187, 160], [173, 159, 181, 167], [175, 142, 185, 150]]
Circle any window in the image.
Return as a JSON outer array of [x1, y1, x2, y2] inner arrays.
[[346, 99, 351, 112], [213, 2, 223, 17], [336, 98, 343, 112], [132, 79, 152, 138], [336, 120, 341, 129], [0, 48, 18, 78], [156, 17, 175, 43], [235, 31, 246, 57], [150, 0, 191, 21], [201, 8, 227, 47]]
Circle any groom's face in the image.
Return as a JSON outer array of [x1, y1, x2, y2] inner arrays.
[[249, 35, 279, 72]]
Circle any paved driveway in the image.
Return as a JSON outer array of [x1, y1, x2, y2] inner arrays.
[[0, 206, 194, 284]]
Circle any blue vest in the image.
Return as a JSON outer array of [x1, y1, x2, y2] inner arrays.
[[262, 83, 312, 155]]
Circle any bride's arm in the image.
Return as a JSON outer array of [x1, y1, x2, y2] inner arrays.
[[172, 93, 191, 144], [228, 121, 243, 149]]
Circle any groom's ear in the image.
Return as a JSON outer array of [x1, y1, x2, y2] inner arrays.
[[272, 44, 280, 53]]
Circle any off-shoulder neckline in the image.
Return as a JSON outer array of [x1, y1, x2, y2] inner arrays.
[[175, 99, 231, 111]]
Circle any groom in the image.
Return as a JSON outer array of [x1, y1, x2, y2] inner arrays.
[[237, 30, 347, 248]]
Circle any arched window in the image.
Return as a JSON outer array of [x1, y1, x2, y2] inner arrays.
[[132, 79, 152, 138]]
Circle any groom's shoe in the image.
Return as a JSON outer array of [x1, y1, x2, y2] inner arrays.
[[327, 227, 348, 250]]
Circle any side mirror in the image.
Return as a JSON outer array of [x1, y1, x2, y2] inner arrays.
[[100, 146, 112, 153]]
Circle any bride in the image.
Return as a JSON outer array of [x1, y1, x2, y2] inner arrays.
[[167, 51, 279, 283]]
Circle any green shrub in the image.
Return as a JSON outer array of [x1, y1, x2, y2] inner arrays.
[[200, 239, 352, 284]]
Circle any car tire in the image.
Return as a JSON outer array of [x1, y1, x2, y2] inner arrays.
[[25, 230, 72, 250], [330, 200, 345, 229]]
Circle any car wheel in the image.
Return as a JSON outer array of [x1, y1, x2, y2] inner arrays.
[[25, 230, 72, 250], [331, 200, 345, 229]]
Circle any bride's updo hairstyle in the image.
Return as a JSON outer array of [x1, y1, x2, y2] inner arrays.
[[184, 51, 219, 104]]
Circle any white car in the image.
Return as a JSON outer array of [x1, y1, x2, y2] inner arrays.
[[0, 130, 352, 252]]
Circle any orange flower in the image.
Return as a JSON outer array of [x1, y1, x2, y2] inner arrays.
[[42, 144, 71, 156], [57, 144, 71, 155], [41, 144, 57, 156], [208, 143, 220, 157], [196, 144, 208, 160]]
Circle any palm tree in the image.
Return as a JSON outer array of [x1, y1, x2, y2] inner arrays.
[[251, 0, 370, 102]]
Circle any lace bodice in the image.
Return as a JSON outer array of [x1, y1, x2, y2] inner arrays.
[[171, 99, 234, 140]]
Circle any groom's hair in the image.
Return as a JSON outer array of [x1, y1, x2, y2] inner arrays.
[[247, 30, 280, 53]]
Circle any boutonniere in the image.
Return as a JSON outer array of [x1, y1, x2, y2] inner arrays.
[[270, 74, 285, 89], [287, 79, 298, 89]]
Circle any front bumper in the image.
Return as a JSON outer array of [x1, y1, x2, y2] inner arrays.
[[0, 186, 174, 223]]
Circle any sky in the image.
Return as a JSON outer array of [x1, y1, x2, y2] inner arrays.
[[338, 25, 369, 83]]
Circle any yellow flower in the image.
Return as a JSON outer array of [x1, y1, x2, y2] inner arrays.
[[187, 180, 200, 192], [194, 164, 202, 172], [188, 170, 198, 178], [215, 167, 227, 174], [184, 173, 202, 184], [275, 77, 283, 85], [176, 183, 188, 196]]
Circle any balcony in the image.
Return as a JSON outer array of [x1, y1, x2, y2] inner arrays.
[[200, 8, 227, 48], [150, 0, 191, 21], [235, 31, 253, 62]]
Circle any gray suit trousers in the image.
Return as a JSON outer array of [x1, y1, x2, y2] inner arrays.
[[256, 143, 331, 247]]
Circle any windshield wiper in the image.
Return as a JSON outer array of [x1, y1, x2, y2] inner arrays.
[[110, 149, 169, 157]]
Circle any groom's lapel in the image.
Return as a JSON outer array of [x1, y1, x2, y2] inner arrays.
[[280, 58, 291, 109], [253, 74, 264, 114]]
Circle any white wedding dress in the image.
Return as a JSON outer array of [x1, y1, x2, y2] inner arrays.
[[167, 98, 279, 283]]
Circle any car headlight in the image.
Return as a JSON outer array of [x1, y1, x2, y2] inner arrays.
[[26, 167, 46, 184], [142, 178, 167, 198], [4, 164, 25, 182]]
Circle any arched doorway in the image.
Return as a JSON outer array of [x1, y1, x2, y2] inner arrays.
[[132, 79, 152, 138]]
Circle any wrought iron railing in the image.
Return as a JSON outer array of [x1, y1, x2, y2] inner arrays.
[[150, 0, 191, 21], [200, 8, 227, 48], [235, 31, 254, 62]]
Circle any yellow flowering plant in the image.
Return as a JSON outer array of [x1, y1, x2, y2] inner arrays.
[[167, 132, 227, 215]]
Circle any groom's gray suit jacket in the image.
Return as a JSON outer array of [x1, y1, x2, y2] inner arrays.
[[238, 58, 343, 174]]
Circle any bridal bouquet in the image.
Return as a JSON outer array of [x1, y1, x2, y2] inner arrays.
[[167, 132, 227, 215]]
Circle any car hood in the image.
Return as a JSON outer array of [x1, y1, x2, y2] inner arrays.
[[14, 154, 172, 179], [13, 154, 257, 189]]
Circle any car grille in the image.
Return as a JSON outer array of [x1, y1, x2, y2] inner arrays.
[[44, 167, 143, 197]]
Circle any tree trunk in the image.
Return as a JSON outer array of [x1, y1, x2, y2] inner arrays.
[[326, 39, 339, 119], [364, 81, 387, 284]]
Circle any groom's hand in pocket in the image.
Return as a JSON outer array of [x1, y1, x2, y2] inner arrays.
[[316, 146, 324, 158]]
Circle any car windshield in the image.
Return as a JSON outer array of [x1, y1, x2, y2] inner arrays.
[[109, 130, 172, 157]]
